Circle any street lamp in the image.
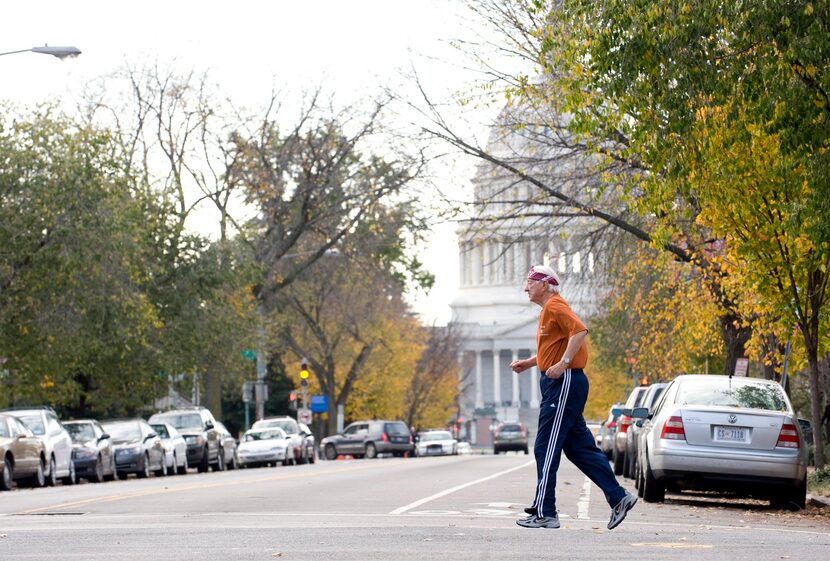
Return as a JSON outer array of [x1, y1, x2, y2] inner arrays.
[[0, 45, 82, 60]]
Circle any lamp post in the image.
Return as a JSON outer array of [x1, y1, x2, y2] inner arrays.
[[0, 45, 82, 59], [253, 247, 341, 421]]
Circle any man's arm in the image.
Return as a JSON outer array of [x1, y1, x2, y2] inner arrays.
[[510, 355, 537, 373], [545, 330, 588, 379]]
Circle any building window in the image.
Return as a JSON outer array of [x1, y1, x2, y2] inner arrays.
[[573, 251, 581, 273]]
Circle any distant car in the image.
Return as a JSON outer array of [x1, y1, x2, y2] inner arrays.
[[320, 420, 414, 460], [148, 407, 223, 472], [236, 427, 290, 468], [414, 430, 457, 457], [0, 413, 47, 490], [215, 421, 238, 470], [64, 419, 116, 483], [598, 403, 623, 459], [624, 383, 668, 479], [149, 422, 188, 475], [251, 416, 313, 465], [493, 422, 529, 454], [102, 418, 166, 479], [0, 407, 75, 486], [613, 386, 649, 474], [635, 375, 808, 509]]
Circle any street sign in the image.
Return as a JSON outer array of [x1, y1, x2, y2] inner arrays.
[[310, 395, 328, 413], [298, 409, 312, 424], [734, 358, 749, 377], [241, 349, 256, 362], [242, 381, 254, 403]]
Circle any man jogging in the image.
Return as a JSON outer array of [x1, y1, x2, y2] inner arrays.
[[510, 265, 636, 530]]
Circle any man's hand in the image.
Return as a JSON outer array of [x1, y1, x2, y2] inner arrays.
[[544, 360, 568, 380], [510, 358, 533, 373]]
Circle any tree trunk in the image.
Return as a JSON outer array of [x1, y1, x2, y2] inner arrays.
[[719, 314, 752, 376], [204, 367, 222, 421]]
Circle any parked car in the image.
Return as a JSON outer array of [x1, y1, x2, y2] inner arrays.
[[149, 422, 188, 475], [624, 383, 668, 479], [215, 421, 238, 470], [0, 413, 47, 490], [0, 407, 74, 486], [148, 407, 222, 473], [236, 427, 290, 467], [612, 386, 649, 474], [63, 419, 116, 483], [598, 403, 623, 459], [251, 416, 313, 465], [414, 430, 457, 456], [102, 418, 165, 479], [635, 374, 808, 509], [493, 422, 529, 454], [320, 420, 414, 460]]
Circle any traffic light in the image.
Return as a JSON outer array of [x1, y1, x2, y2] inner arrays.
[[288, 390, 298, 411], [300, 358, 310, 380]]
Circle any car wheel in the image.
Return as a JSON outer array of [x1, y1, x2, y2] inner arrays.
[[32, 458, 46, 488], [92, 456, 105, 483], [117, 471, 129, 480], [46, 456, 58, 487], [641, 456, 665, 503], [324, 444, 337, 461], [138, 454, 150, 478], [1, 456, 13, 491], [213, 448, 225, 472], [106, 456, 117, 481], [523, 447, 529, 455], [365, 443, 378, 459], [167, 453, 177, 476], [612, 449, 624, 476], [177, 455, 189, 475], [198, 447, 209, 473], [770, 478, 806, 511]]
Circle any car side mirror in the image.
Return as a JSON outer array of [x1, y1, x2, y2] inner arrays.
[[145, 433, 157, 441], [205, 421, 214, 430], [99, 433, 110, 442], [630, 407, 649, 419]]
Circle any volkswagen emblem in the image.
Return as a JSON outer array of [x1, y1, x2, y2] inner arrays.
[[728, 414, 738, 424]]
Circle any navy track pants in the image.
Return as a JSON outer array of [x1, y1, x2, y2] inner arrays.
[[533, 368, 626, 518]]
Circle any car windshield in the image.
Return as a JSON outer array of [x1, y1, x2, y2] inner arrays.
[[677, 379, 788, 411], [150, 424, 170, 438], [153, 413, 202, 430], [255, 420, 298, 434], [103, 421, 142, 442], [244, 429, 285, 442], [385, 422, 409, 436], [420, 431, 452, 441], [16, 414, 44, 435], [66, 423, 96, 442]]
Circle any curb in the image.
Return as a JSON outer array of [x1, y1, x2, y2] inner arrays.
[[807, 494, 830, 508]]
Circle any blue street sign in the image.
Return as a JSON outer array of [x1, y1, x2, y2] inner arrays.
[[310, 395, 328, 413]]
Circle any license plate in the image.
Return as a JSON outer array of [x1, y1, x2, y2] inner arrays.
[[714, 426, 749, 443]]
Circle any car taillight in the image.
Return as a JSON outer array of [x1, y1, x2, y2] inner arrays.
[[619, 416, 632, 433], [381, 432, 389, 442], [776, 423, 800, 448], [660, 416, 686, 440]]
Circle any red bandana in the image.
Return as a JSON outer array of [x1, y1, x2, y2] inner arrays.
[[527, 267, 559, 286]]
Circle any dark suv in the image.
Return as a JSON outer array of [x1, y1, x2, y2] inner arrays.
[[148, 407, 223, 472], [320, 420, 413, 460], [493, 422, 529, 454]]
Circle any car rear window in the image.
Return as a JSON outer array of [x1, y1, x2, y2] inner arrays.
[[66, 423, 96, 442], [677, 379, 788, 411], [384, 422, 410, 436], [153, 413, 202, 430], [500, 424, 522, 432]]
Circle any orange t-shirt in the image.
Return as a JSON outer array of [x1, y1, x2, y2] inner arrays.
[[536, 294, 589, 370]]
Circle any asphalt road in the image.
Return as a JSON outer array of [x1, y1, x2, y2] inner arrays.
[[1, 453, 828, 560]]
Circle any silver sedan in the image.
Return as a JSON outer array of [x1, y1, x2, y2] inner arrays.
[[635, 374, 808, 509]]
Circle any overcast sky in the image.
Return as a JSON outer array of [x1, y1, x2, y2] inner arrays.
[[1, 0, 501, 324]]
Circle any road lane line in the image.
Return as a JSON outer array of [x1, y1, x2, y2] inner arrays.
[[389, 460, 534, 515], [577, 475, 592, 519], [20, 462, 391, 514]]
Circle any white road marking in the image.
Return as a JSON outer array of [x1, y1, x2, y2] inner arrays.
[[577, 475, 592, 519], [389, 460, 535, 515]]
